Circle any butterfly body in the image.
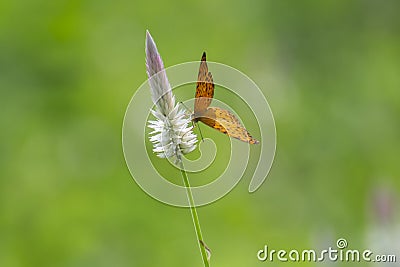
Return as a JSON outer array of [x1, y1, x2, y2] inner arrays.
[[193, 52, 259, 145]]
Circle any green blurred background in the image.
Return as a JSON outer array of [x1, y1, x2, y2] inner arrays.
[[1, 0, 399, 266]]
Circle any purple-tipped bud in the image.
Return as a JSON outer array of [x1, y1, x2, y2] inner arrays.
[[145, 30, 174, 116]]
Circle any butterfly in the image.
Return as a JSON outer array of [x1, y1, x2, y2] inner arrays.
[[192, 52, 259, 144]]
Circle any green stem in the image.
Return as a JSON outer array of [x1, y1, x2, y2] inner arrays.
[[178, 159, 210, 267]]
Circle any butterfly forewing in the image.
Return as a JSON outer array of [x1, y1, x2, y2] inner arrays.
[[194, 52, 214, 114]]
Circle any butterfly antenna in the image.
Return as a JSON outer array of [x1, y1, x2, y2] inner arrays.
[[178, 101, 193, 114], [177, 102, 204, 142]]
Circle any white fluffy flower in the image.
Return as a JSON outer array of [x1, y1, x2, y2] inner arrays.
[[146, 30, 197, 161]]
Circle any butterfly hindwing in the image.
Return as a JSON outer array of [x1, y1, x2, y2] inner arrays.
[[198, 107, 259, 144]]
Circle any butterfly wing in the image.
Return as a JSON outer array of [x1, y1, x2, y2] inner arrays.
[[194, 52, 214, 114], [198, 107, 259, 144]]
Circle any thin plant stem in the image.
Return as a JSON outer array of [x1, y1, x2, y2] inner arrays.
[[178, 158, 210, 267]]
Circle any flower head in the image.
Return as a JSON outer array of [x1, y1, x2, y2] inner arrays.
[[146, 30, 197, 161]]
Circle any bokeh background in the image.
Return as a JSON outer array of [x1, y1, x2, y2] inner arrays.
[[1, 0, 399, 266]]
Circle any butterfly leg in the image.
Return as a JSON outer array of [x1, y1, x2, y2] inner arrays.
[[196, 122, 205, 142]]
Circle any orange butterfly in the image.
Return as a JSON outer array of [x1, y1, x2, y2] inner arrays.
[[192, 52, 259, 144]]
